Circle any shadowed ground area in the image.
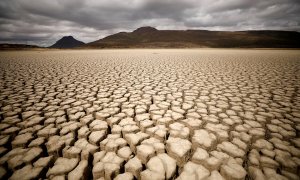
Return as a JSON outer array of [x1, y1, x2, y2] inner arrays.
[[0, 49, 299, 180]]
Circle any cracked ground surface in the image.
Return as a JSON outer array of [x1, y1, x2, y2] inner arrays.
[[0, 49, 300, 180]]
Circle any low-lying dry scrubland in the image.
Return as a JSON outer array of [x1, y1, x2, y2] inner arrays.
[[0, 49, 299, 180]]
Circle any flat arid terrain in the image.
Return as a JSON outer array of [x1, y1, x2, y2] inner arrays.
[[0, 49, 300, 180]]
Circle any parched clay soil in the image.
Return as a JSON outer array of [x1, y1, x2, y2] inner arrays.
[[0, 49, 299, 180]]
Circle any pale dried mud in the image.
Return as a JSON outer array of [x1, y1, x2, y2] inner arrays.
[[0, 49, 299, 180]]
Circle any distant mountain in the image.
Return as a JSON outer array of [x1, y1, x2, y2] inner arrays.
[[50, 36, 85, 48], [0, 43, 41, 50], [85, 26, 300, 48]]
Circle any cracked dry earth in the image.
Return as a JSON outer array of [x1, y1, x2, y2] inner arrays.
[[0, 49, 300, 180]]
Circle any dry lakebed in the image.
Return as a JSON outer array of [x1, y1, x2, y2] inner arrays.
[[0, 49, 299, 180]]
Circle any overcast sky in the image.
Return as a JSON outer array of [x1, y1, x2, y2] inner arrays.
[[1, 0, 300, 46]]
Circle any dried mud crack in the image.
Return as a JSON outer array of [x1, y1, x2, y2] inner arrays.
[[0, 49, 299, 180]]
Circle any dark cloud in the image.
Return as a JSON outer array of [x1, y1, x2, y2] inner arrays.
[[0, 0, 299, 46]]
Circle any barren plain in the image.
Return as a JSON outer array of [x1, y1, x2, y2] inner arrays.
[[0, 49, 299, 180]]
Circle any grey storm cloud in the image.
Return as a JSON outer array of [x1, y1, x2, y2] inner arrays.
[[0, 0, 300, 46]]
